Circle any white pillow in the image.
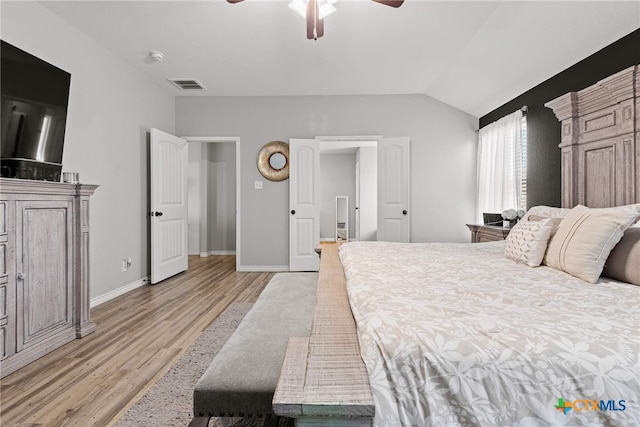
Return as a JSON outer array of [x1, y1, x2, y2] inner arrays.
[[504, 219, 554, 267], [528, 215, 563, 237], [523, 205, 571, 221], [543, 204, 640, 283]]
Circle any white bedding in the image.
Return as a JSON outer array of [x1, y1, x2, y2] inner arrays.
[[339, 241, 640, 427]]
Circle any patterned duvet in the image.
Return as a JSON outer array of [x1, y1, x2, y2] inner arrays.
[[339, 241, 640, 427]]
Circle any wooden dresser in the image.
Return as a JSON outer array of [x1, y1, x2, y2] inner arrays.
[[466, 224, 511, 243], [0, 178, 98, 378]]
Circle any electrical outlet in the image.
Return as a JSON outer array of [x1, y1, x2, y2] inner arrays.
[[122, 259, 128, 272], [126, 257, 132, 269]]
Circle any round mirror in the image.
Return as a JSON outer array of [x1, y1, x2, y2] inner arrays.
[[257, 141, 289, 181], [269, 152, 287, 170]]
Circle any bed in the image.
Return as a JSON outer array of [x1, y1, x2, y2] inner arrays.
[[340, 235, 640, 426], [272, 65, 640, 426]]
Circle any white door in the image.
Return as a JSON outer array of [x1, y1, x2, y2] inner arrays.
[[150, 128, 189, 284], [355, 159, 360, 241], [378, 136, 410, 242], [289, 138, 320, 271]]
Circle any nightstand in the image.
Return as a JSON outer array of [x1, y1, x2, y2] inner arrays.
[[466, 224, 511, 243]]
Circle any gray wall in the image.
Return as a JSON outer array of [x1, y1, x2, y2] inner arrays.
[[320, 153, 357, 240], [3, 2, 176, 301], [3, 3, 479, 285], [176, 95, 478, 269]]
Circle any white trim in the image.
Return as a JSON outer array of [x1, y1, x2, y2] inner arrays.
[[182, 136, 241, 273], [90, 276, 150, 308], [198, 250, 236, 257], [209, 250, 236, 255], [237, 265, 290, 272], [199, 151, 208, 258], [320, 237, 336, 242], [315, 135, 383, 141], [182, 136, 238, 143], [236, 139, 241, 272]]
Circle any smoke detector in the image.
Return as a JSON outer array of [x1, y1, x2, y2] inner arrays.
[[149, 51, 164, 62]]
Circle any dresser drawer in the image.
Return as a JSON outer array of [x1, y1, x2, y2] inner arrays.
[[477, 229, 508, 242], [466, 224, 511, 243]]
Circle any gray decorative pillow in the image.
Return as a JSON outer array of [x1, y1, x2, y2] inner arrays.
[[504, 219, 554, 267], [602, 226, 640, 286]]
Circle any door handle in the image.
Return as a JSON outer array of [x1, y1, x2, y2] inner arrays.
[[154, 211, 163, 217], [402, 210, 408, 215], [291, 210, 296, 215]]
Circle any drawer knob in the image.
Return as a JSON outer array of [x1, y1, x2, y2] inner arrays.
[[17, 272, 25, 281]]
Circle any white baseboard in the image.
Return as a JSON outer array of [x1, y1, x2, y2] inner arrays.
[[90, 276, 150, 308], [237, 265, 290, 272], [197, 250, 237, 257], [209, 250, 236, 256]]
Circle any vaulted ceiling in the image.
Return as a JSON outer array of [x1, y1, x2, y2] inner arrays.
[[41, 0, 640, 118]]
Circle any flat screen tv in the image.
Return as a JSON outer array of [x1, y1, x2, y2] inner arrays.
[[1, 40, 71, 181]]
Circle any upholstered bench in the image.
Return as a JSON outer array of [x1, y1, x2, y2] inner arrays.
[[189, 273, 317, 427]]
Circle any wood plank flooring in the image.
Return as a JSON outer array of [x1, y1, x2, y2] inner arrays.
[[0, 255, 274, 427]]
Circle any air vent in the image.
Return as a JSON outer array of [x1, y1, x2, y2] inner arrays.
[[168, 78, 207, 91]]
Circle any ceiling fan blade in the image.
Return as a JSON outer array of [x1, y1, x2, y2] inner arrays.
[[316, 15, 324, 39], [371, 0, 404, 7], [306, 0, 324, 40]]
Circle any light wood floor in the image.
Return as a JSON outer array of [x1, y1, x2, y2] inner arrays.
[[0, 255, 274, 427]]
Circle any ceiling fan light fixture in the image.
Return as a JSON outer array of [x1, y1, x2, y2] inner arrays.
[[288, 0, 306, 18], [289, 0, 337, 19], [227, 0, 401, 40]]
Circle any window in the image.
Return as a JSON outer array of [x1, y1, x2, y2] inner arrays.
[[476, 109, 527, 223], [519, 117, 527, 210]]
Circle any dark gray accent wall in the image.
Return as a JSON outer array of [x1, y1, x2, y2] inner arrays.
[[480, 29, 640, 209]]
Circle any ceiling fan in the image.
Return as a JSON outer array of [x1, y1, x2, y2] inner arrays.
[[226, 0, 404, 40]]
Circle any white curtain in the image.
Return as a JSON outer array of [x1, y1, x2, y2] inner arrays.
[[477, 109, 524, 223]]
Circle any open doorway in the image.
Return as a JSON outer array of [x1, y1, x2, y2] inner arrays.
[[289, 136, 408, 271], [319, 140, 377, 242], [185, 137, 240, 269]]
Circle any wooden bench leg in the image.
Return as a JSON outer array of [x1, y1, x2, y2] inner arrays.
[[262, 417, 277, 427], [262, 416, 293, 427], [188, 416, 211, 427]]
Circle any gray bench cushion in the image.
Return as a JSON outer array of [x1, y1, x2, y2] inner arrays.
[[194, 273, 317, 417]]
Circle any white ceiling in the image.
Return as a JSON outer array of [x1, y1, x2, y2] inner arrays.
[[41, 0, 640, 118]]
